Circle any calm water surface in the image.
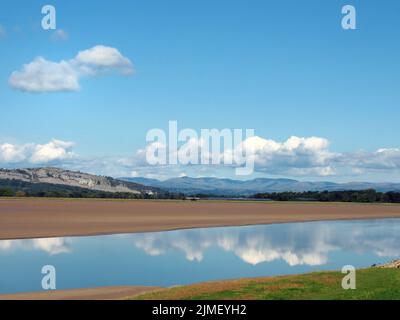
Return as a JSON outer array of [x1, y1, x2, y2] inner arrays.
[[1, 218, 400, 294]]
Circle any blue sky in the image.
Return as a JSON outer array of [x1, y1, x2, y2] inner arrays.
[[0, 0, 399, 181]]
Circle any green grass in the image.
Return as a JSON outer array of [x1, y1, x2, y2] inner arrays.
[[132, 268, 400, 300]]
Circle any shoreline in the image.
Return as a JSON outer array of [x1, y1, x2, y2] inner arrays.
[[0, 286, 160, 300], [2, 260, 399, 300], [1, 198, 400, 240]]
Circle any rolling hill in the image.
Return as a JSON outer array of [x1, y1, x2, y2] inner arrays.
[[121, 176, 400, 196]]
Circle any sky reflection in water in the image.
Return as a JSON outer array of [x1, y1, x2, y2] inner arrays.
[[0, 219, 399, 294]]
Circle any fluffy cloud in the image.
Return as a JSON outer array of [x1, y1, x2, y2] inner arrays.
[[126, 135, 339, 177], [9, 57, 79, 93], [347, 148, 400, 170], [121, 134, 400, 178], [1, 135, 400, 179], [75, 45, 134, 75], [0, 143, 29, 163], [9, 45, 134, 93], [238, 136, 337, 176], [30, 140, 75, 163], [0, 139, 75, 165]]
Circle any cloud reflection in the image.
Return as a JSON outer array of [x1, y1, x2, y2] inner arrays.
[[0, 237, 71, 255], [132, 220, 400, 266], [1, 219, 399, 266]]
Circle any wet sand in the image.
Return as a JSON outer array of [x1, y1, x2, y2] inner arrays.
[[1, 198, 400, 240], [0, 286, 160, 300]]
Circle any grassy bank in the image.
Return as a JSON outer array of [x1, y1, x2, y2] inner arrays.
[[132, 268, 400, 300]]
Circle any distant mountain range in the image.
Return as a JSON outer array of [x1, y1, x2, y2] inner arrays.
[[121, 176, 400, 196], [2, 168, 399, 198], [0, 168, 158, 195]]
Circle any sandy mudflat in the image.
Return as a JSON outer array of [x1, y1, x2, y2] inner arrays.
[[0, 286, 160, 300], [1, 198, 400, 240]]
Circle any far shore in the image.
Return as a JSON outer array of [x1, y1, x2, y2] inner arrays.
[[1, 198, 400, 240]]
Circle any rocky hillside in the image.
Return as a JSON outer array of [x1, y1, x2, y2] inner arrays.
[[0, 168, 155, 195], [375, 260, 400, 269]]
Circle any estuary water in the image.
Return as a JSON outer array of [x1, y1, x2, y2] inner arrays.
[[1, 218, 400, 294]]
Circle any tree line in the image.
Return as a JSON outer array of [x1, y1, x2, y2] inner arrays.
[[253, 189, 400, 203]]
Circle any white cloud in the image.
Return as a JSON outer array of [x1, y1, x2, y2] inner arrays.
[[120, 134, 400, 178], [0, 143, 29, 163], [51, 29, 69, 41], [125, 135, 339, 177], [347, 148, 400, 170], [1, 134, 400, 180], [9, 45, 134, 93], [75, 45, 134, 75], [0, 139, 75, 165], [238, 136, 337, 176], [30, 139, 75, 163], [9, 57, 79, 93]]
